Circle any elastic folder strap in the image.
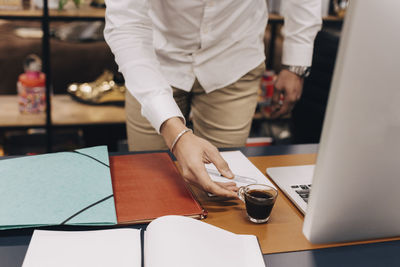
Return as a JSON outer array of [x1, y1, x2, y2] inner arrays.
[[170, 128, 193, 153]]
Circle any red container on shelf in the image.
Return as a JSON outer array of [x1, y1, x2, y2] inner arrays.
[[259, 70, 275, 116], [260, 70, 275, 105], [17, 55, 46, 114]]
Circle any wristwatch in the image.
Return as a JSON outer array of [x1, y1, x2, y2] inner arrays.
[[282, 65, 311, 78]]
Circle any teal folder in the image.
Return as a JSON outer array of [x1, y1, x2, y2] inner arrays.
[[0, 146, 117, 230]]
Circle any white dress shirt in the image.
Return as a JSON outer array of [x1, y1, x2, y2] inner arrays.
[[104, 0, 321, 133]]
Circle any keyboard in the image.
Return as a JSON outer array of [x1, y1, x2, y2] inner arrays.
[[291, 184, 312, 203]]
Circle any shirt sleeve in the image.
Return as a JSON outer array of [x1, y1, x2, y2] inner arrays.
[[104, 0, 185, 133], [281, 0, 322, 66]]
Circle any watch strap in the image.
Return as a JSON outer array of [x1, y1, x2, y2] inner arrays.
[[282, 65, 311, 78]]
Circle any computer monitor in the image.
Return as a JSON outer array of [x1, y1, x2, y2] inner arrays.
[[302, 0, 400, 243]]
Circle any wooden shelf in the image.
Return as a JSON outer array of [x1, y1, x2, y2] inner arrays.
[[49, 4, 104, 19], [0, 95, 46, 127], [322, 15, 345, 21], [0, 7, 341, 22], [0, 8, 42, 18], [0, 95, 125, 128], [268, 13, 343, 22], [0, 3, 104, 20], [52, 95, 125, 126]]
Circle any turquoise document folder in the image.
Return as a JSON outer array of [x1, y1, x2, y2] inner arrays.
[[0, 146, 117, 230]]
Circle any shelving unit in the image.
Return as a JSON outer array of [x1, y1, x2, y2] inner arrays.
[[0, 2, 108, 152]]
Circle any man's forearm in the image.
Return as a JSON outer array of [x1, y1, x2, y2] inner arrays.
[[160, 117, 188, 149]]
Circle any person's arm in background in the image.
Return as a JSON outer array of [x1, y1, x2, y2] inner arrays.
[[104, 0, 237, 197], [271, 0, 322, 118]]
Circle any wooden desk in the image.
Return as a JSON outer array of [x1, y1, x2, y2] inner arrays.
[[0, 95, 125, 128], [194, 154, 400, 254]]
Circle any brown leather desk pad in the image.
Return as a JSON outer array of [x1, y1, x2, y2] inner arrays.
[[192, 153, 400, 254]]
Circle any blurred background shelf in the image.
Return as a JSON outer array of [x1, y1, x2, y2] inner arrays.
[[0, 3, 104, 20], [0, 94, 126, 155], [0, 8, 342, 22], [0, 95, 124, 128]]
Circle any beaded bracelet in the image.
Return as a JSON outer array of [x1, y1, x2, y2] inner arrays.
[[170, 128, 193, 153]]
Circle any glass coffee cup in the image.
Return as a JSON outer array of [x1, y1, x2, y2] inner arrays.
[[238, 184, 278, 223]]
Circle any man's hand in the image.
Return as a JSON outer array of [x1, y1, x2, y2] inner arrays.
[[270, 69, 304, 118], [161, 117, 238, 198]]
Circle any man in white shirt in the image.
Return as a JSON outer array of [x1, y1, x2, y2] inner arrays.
[[104, 0, 321, 198]]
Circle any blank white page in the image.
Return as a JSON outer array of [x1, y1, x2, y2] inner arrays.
[[144, 216, 265, 267], [22, 228, 141, 267]]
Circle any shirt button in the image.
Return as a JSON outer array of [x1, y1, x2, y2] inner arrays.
[[202, 26, 209, 34]]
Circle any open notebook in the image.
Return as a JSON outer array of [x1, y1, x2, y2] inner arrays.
[[22, 215, 265, 267]]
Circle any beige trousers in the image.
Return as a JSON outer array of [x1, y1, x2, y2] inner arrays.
[[126, 63, 265, 151]]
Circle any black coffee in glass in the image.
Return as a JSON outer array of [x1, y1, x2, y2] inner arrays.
[[238, 184, 278, 223], [244, 190, 275, 221]]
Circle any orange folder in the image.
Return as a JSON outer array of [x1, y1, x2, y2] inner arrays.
[[109, 153, 207, 224]]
